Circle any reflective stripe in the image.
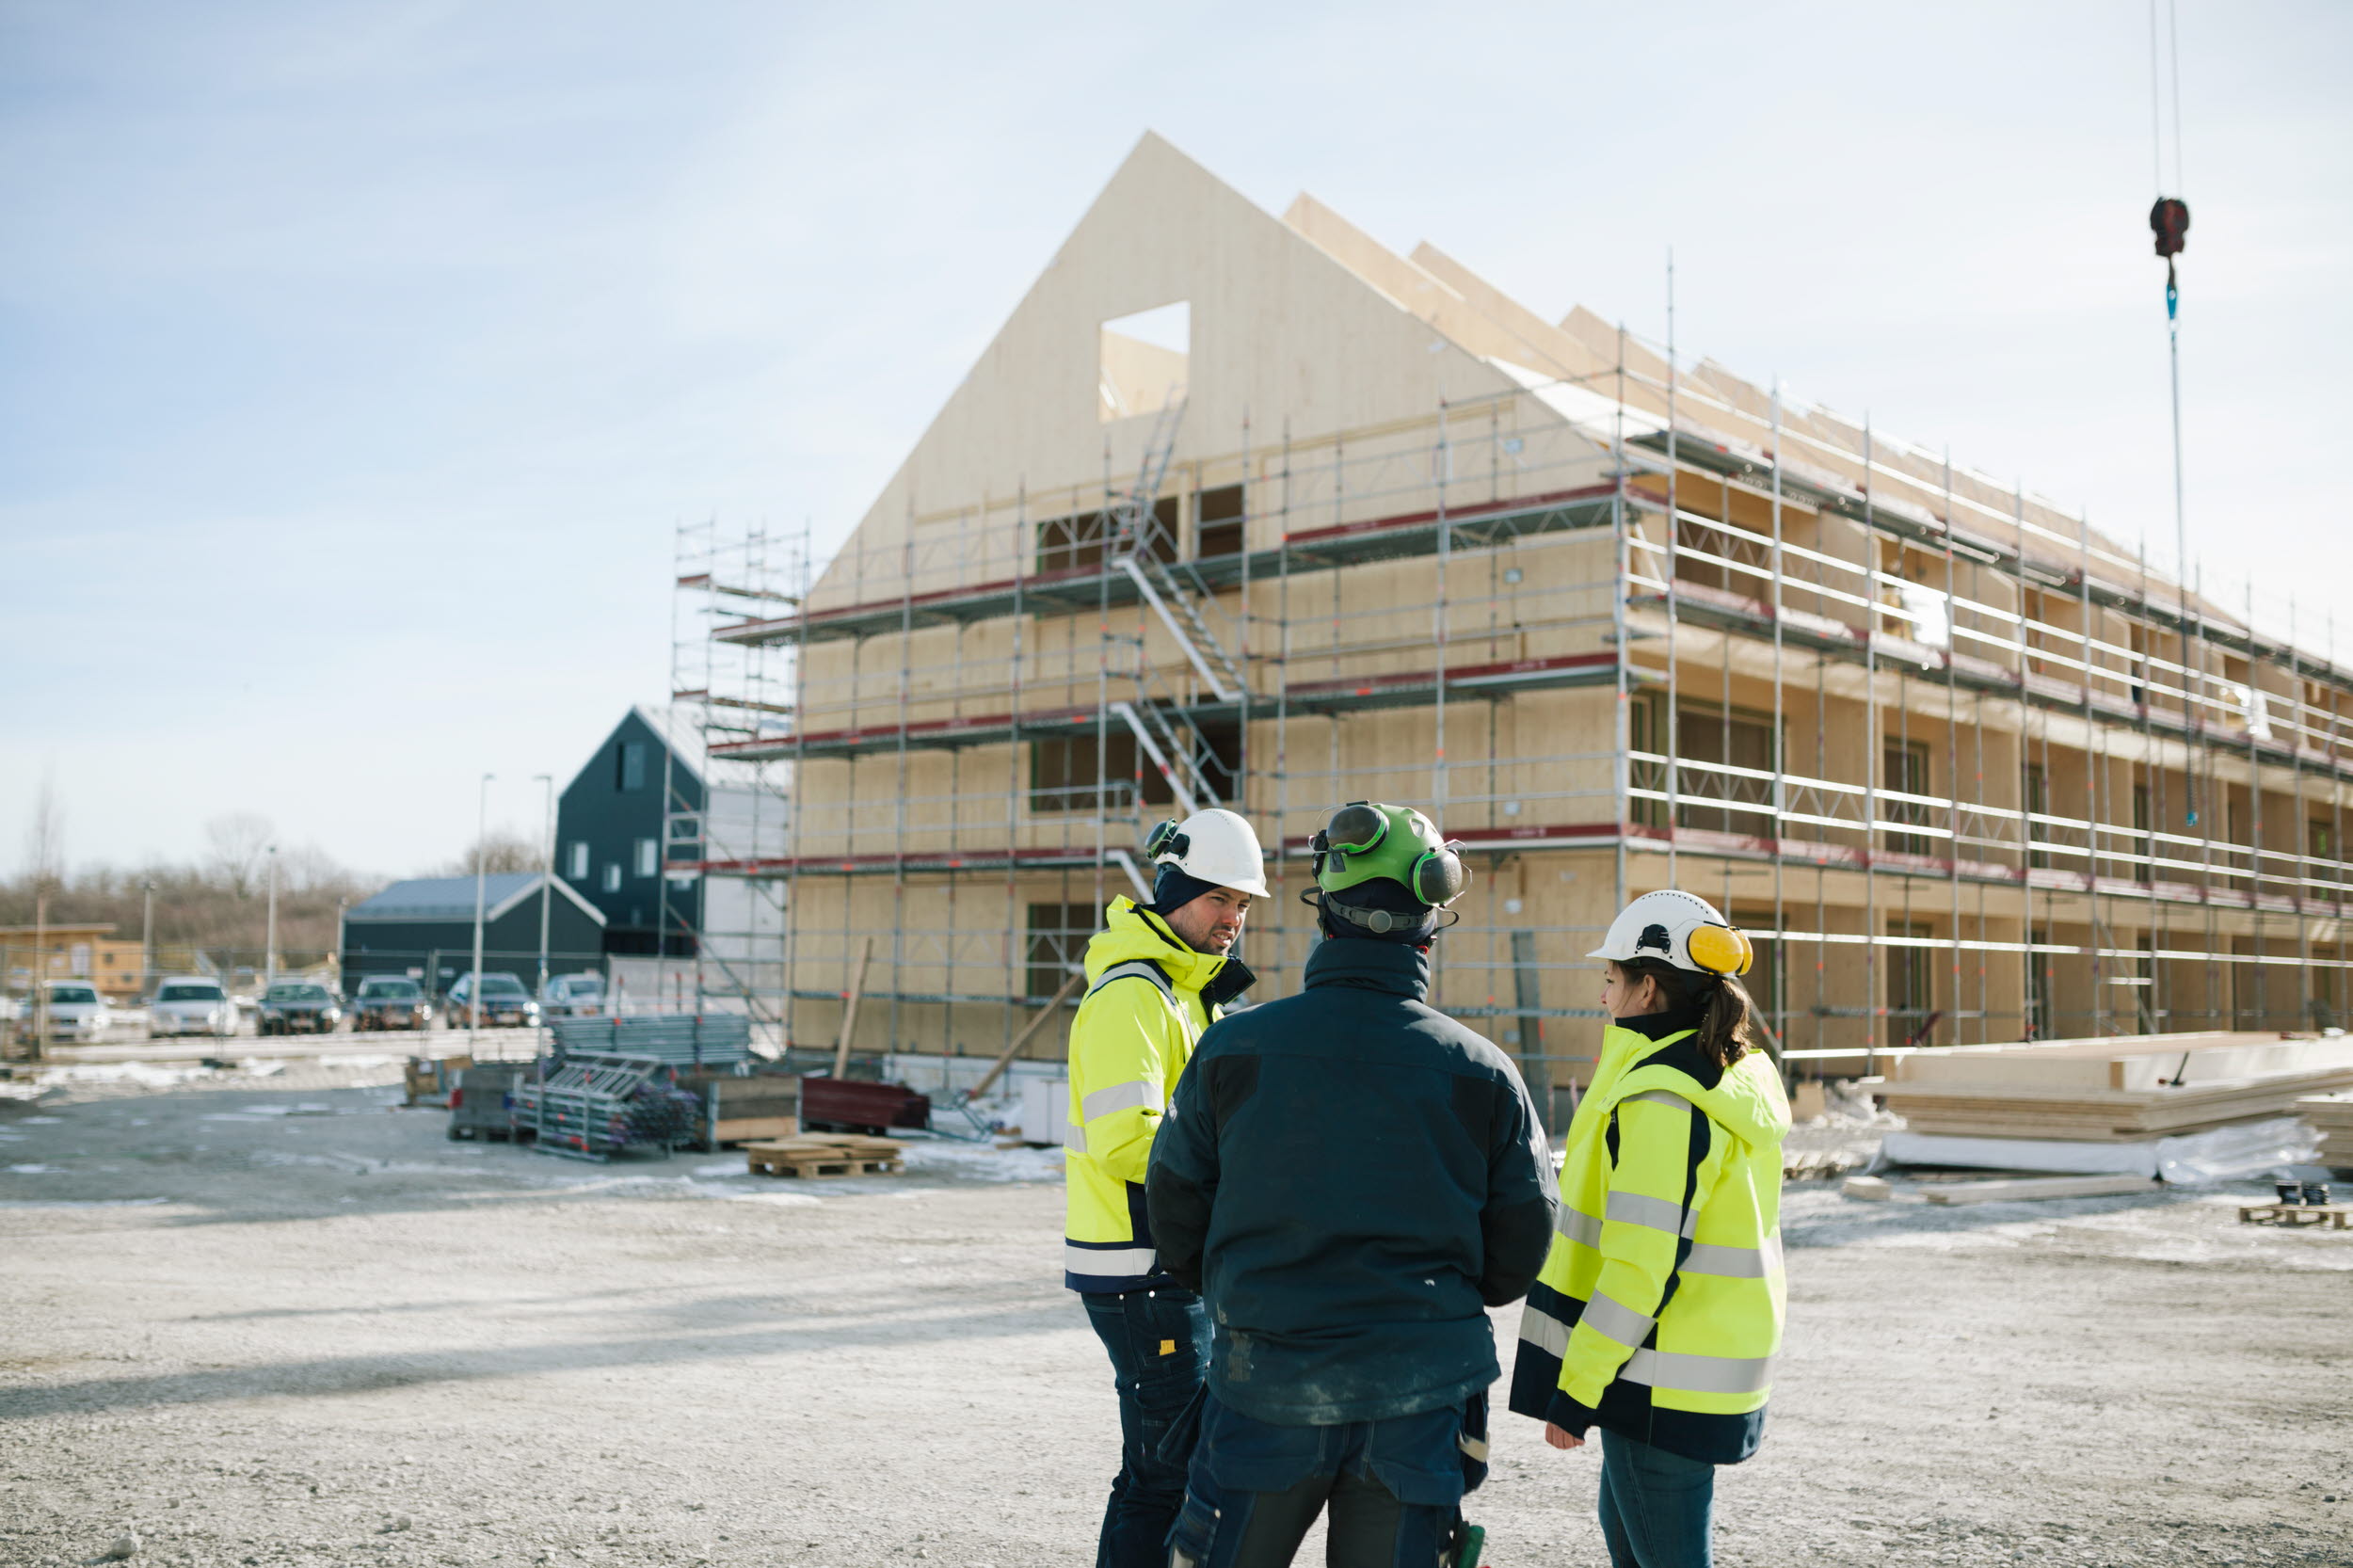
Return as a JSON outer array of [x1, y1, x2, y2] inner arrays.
[[1578, 1290, 1657, 1349], [1063, 1121, 1088, 1153], [1064, 1242, 1158, 1277], [1081, 1079, 1160, 1122], [1518, 1299, 1571, 1356], [1680, 1234, 1784, 1279], [1457, 1433, 1489, 1463], [1606, 1190, 1698, 1239], [1087, 960, 1177, 1010], [1622, 1090, 1693, 1112], [1555, 1205, 1604, 1250], [1619, 1349, 1774, 1395]]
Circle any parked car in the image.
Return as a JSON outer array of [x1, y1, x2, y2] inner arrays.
[[539, 972, 607, 1017], [17, 982, 112, 1045], [256, 983, 344, 1036], [443, 972, 539, 1030], [350, 975, 434, 1032], [148, 978, 236, 1039]]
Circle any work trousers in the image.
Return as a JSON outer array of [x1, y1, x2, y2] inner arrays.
[[1168, 1394, 1475, 1568], [1082, 1287, 1210, 1568], [1595, 1429, 1716, 1568]]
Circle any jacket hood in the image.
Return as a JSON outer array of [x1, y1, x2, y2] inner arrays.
[[1085, 896, 1238, 998], [1602, 1017, 1791, 1151]]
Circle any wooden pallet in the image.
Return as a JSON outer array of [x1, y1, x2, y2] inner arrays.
[[2237, 1202, 2350, 1229], [744, 1133, 907, 1179]]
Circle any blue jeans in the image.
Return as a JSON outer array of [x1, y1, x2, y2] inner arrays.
[[1083, 1288, 1210, 1568], [1597, 1429, 1716, 1568], [1168, 1394, 1477, 1568]]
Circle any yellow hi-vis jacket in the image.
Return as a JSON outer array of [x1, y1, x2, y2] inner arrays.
[[1507, 1008, 1790, 1464], [1063, 897, 1251, 1292]]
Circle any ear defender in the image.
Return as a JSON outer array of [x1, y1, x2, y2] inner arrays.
[[1409, 841, 1472, 907], [1688, 923, 1754, 977], [1144, 820, 1190, 861]]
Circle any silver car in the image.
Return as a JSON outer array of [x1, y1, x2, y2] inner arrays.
[[19, 982, 111, 1044], [539, 972, 607, 1018], [148, 977, 236, 1039]]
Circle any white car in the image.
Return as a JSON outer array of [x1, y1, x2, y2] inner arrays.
[[21, 982, 111, 1044], [148, 977, 236, 1039], [539, 972, 607, 1017]]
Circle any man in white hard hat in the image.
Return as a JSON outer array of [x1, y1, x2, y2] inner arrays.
[[1064, 807, 1267, 1568]]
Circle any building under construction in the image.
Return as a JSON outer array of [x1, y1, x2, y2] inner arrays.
[[677, 134, 2353, 1107]]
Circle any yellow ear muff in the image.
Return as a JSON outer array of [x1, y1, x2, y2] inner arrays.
[[1689, 923, 1753, 977]]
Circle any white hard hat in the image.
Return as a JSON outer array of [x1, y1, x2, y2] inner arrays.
[[1589, 888, 1753, 977], [1144, 808, 1269, 899]]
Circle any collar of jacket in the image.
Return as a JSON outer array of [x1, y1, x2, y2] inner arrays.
[[1091, 896, 1252, 1001], [1301, 935, 1432, 1000], [1595, 1012, 1792, 1150], [1616, 1002, 1707, 1042]]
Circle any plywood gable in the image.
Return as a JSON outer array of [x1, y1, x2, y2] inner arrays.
[[812, 134, 1547, 608]]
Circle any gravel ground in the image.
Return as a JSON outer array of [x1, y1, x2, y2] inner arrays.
[[2, 1061, 2349, 1568]]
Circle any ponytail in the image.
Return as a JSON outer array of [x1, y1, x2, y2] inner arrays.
[[1620, 958, 1765, 1072]]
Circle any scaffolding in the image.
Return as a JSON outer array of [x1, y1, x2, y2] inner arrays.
[[678, 330, 2353, 1099], [662, 521, 804, 1037]]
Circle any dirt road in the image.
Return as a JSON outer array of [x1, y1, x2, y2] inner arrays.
[[3, 1063, 2348, 1567]]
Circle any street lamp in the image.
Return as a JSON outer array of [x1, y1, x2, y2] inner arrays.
[[263, 847, 280, 989], [140, 878, 154, 1001], [534, 772, 553, 1050], [470, 774, 493, 1042]]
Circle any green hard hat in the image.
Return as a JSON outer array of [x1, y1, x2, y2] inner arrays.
[[1310, 801, 1472, 909]]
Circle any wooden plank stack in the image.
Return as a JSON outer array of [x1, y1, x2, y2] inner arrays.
[[744, 1132, 907, 1178], [2297, 1091, 2353, 1168], [1881, 1032, 2353, 1143]]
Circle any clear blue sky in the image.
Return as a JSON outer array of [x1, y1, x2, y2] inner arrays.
[[5, 1, 2347, 876]]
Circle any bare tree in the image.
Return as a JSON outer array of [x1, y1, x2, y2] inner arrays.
[[204, 813, 276, 899], [23, 775, 64, 889], [440, 832, 545, 877]]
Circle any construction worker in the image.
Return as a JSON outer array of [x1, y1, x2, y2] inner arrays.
[[1146, 801, 1558, 1568], [1509, 888, 1790, 1568], [1066, 807, 1268, 1568]]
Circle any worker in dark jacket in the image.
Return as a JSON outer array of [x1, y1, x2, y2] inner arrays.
[[1147, 801, 1559, 1568]]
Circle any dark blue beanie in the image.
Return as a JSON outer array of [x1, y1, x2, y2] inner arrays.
[[1150, 862, 1223, 918]]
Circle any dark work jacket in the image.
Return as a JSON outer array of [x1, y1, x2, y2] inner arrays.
[[1145, 938, 1560, 1426]]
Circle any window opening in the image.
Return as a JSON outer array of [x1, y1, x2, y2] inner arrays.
[[1098, 302, 1189, 424], [1196, 484, 1246, 559]]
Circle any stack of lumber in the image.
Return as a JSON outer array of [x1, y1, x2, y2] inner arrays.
[[2298, 1091, 2353, 1168], [1881, 1032, 2353, 1143], [744, 1132, 907, 1178]]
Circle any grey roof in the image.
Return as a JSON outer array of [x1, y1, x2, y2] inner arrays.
[[346, 873, 605, 927]]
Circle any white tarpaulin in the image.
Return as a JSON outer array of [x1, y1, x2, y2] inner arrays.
[[1877, 1116, 2320, 1186]]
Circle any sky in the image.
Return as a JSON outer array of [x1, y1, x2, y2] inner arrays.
[[4, 1, 2348, 878]]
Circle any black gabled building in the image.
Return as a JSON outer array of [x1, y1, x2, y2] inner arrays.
[[556, 707, 705, 957]]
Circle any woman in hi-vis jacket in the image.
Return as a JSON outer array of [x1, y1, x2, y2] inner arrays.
[[1509, 888, 1790, 1568]]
